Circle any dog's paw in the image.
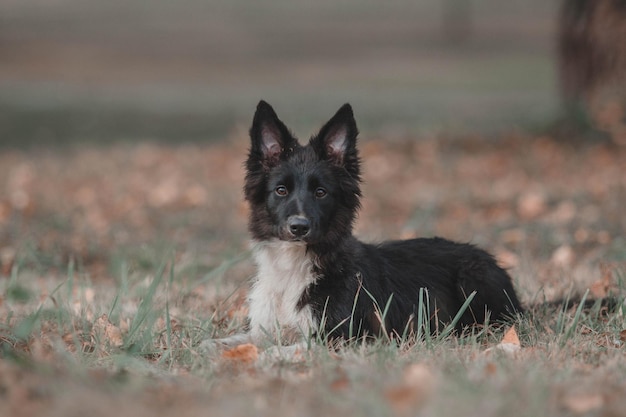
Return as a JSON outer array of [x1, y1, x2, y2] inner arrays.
[[197, 333, 253, 355]]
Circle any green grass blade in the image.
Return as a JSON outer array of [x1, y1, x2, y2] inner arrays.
[[561, 289, 589, 346], [123, 262, 166, 349], [438, 291, 476, 341], [348, 278, 363, 340]]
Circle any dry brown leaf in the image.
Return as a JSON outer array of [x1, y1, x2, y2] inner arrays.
[[562, 393, 604, 414], [330, 377, 350, 391], [517, 191, 546, 220], [221, 343, 259, 363], [551, 245, 574, 268], [574, 228, 590, 243], [92, 314, 124, 348], [386, 386, 421, 415], [483, 362, 498, 376], [495, 249, 519, 269], [500, 228, 525, 244], [590, 263, 615, 298], [501, 326, 520, 346], [484, 326, 521, 356], [104, 322, 123, 348], [62, 331, 92, 353], [385, 364, 435, 415], [330, 368, 350, 392], [0, 202, 10, 225], [0, 247, 16, 276], [403, 363, 434, 388]]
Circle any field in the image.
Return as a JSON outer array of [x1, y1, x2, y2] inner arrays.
[[2, 1, 626, 416], [1, 134, 626, 416]]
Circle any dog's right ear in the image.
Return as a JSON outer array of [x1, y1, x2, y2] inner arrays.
[[249, 100, 295, 168]]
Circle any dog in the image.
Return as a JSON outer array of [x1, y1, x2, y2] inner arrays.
[[207, 101, 523, 351]]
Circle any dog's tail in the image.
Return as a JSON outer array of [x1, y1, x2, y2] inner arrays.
[[527, 294, 624, 314]]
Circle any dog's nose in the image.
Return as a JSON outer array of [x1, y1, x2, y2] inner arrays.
[[288, 216, 310, 238]]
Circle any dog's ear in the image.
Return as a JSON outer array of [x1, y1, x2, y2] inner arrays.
[[249, 100, 296, 168], [312, 103, 359, 168]]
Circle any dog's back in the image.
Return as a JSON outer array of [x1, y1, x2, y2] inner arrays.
[[302, 236, 521, 339]]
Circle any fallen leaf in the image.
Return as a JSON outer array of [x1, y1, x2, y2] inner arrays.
[[483, 362, 498, 376], [0, 247, 16, 276], [562, 393, 604, 414], [501, 326, 521, 346], [386, 386, 421, 415], [496, 249, 519, 269], [330, 368, 350, 392], [517, 191, 546, 220], [91, 314, 124, 348], [574, 228, 590, 243], [484, 326, 521, 355], [403, 363, 434, 388], [221, 343, 259, 363], [385, 364, 435, 415], [551, 245, 574, 268], [590, 263, 615, 298], [500, 228, 525, 244]]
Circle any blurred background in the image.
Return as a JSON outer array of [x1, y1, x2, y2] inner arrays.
[[0, 0, 625, 283], [1, 0, 566, 146]]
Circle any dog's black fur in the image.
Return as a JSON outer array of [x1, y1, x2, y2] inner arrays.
[[244, 100, 523, 341]]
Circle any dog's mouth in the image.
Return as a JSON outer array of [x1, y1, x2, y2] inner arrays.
[[278, 230, 313, 243], [283, 236, 309, 243]]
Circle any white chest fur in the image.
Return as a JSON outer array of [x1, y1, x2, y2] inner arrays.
[[248, 240, 319, 344]]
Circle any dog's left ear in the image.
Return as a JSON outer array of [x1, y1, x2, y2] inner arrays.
[[312, 103, 358, 167], [249, 100, 296, 169]]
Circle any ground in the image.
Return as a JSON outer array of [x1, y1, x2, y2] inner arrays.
[[1, 133, 625, 417]]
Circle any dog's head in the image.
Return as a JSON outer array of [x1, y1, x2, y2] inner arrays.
[[244, 101, 362, 246]]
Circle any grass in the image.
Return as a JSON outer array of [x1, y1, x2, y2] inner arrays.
[[1, 246, 625, 417], [0, 134, 625, 416]]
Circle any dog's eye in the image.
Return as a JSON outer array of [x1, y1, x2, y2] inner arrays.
[[275, 186, 288, 196], [314, 187, 327, 199]]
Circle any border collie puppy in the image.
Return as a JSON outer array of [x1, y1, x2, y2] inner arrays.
[[214, 101, 522, 348]]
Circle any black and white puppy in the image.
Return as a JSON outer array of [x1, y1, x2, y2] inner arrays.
[[208, 101, 522, 350]]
